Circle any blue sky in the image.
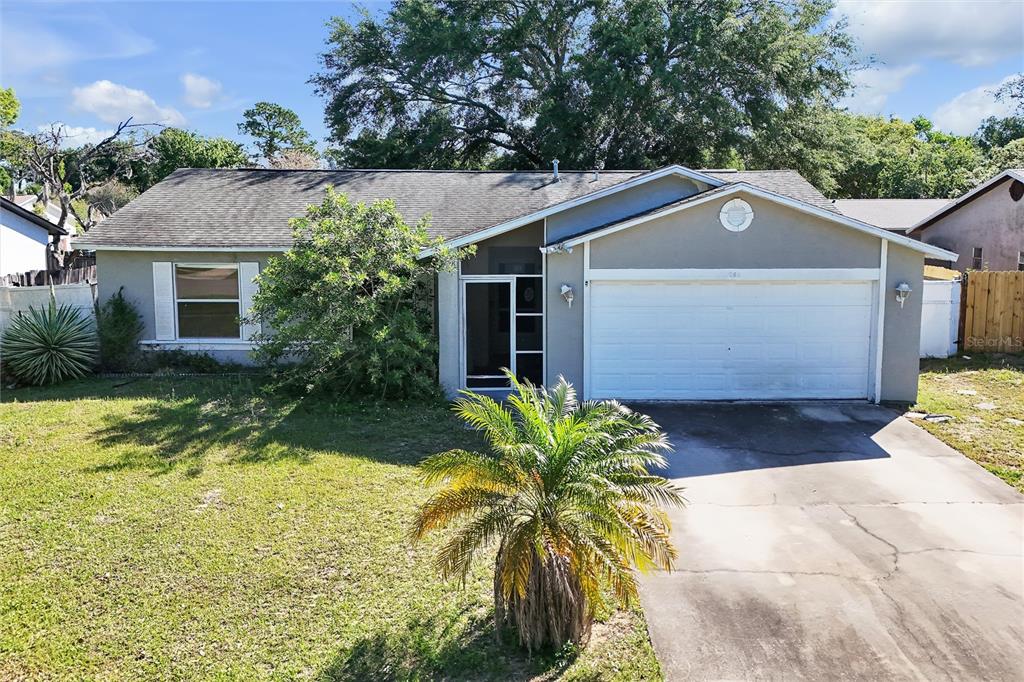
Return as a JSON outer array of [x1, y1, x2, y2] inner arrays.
[[2, 0, 1022, 153]]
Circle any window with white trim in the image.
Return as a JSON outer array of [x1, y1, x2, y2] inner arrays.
[[972, 247, 983, 270], [174, 264, 241, 338], [1018, 251, 1023, 272]]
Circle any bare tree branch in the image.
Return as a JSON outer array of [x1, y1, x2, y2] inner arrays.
[[21, 118, 159, 232]]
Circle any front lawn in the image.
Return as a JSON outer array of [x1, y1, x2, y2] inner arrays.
[[0, 377, 661, 681], [914, 355, 1024, 492]]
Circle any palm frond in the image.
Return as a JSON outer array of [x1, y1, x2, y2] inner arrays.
[[412, 370, 683, 651], [409, 486, 508, 541]]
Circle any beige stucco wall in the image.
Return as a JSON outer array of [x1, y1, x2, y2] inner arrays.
[[881, 245, 924, 402], [917, 178, 1024, 271], [589, 195, 880, 269], [545, 247, 584, 388], [96, 249, 279, 364]]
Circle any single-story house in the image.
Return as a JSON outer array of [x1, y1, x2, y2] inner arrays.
[[77, 165, 957, 403], [907, 169, 1024, 272], [834, 199, 951, 232], [1, 196, 67, 277]]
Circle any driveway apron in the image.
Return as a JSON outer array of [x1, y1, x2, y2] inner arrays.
[[635, 402, 1024, 681]]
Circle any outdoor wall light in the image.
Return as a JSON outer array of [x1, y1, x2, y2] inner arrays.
[[560, 284, 575, 308], [895, 282, 912, 308]]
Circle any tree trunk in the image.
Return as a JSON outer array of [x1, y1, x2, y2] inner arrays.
[[494, 545, 592, 653]]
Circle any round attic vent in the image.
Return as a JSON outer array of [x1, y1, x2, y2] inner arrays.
[[719, 198, 754, 232]]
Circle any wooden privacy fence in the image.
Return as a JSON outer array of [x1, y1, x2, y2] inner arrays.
[[961, 271, 1024, 353], [0, 264, 96, 287]]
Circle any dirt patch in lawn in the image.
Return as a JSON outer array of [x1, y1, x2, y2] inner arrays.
[[913, 354, 1024, 492]]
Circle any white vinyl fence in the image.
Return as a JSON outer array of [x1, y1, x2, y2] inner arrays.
[[920, 279, 960, 358], [0, 283, 97, 334]]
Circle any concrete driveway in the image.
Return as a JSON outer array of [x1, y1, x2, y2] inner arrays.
[[636, 402, 1023, 681]]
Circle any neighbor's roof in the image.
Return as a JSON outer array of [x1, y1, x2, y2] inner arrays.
[[1, 197, 68, 236], [76, 167, 833, 250], [909, 168, 1024, 234], [833, 199, 951, 232]]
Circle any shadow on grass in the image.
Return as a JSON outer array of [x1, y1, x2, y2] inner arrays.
[[63, 376, 477, 476], [318, 607, 567, 682]]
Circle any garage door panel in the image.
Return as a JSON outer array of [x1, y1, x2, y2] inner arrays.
[[589, 280, 872, 400]]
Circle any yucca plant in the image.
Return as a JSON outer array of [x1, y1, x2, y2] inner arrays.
[[411, 370, 684, 652], [2, 294, 97, 385]]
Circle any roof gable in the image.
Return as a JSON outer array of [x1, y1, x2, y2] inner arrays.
[[910, 169, 1024, 234], [1, 197, 67, 236], [553, 183, 959, 262]]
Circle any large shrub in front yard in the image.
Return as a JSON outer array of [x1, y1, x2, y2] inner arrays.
[[95, 287, 144, 371], [412, 371, 684, 653], [249, 188, 467, 398]]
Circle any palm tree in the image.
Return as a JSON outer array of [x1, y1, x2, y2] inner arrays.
[[411, 370, 684, 652]]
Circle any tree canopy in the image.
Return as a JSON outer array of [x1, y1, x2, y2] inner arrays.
[[238, 101, 318, 163], [314, 0, 855, 170], [0, 87, 19, 129], [134, 127, 249, 191], [826, 114, 983, 199]]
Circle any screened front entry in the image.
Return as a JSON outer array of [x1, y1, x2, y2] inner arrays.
[[463, 276, 543, 389]]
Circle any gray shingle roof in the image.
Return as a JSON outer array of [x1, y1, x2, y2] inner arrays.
[[81, 169, 644, 248], [79, 167, 833, 249], [834, 199, 951, 231], [701, 170, 835, 211]]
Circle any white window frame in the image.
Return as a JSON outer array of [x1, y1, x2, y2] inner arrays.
[[972, 247, 984, 270], [459, 260, 545, 392], [173, 262, 242, 341], [1017, 251, 1023, 272]]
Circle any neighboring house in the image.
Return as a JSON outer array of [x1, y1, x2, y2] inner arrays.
[[834, 199, 950, 232], [907, 169, 1024, 272], [0, 197, 67, 277], [77, 165, 956, 403], [14, 194, 81, 252]]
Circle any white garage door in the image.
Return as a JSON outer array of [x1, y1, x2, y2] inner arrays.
[[589, 280, 874, 400]]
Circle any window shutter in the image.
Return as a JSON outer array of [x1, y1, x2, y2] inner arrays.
[[152, 262, 175, 340], [239, 262, 260, 341]]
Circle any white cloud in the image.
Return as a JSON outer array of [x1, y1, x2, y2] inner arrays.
[[835, 0, 1024, 67], [841, 64, 921, 114], [932, 75, 1016, 135], [71, 80, 185, 126], [0, 19, 154, 74], [181, 73, 223, 109], [36, 124, 117, 148]]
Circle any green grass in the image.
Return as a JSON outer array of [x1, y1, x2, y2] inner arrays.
[[0, 377, 661, 681], [914, 354, 1024, 493]]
